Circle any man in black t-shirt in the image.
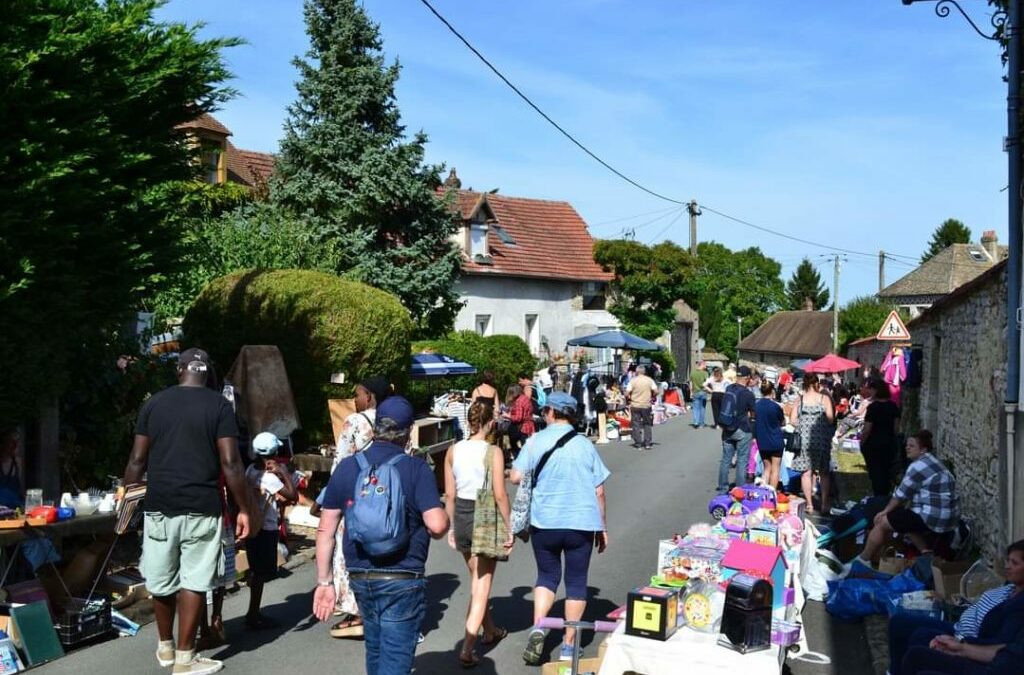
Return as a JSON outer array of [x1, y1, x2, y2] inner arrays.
[[123, 348, 251, 675]]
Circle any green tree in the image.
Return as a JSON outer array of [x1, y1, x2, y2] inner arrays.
[[682, 242, 785, 361], [921, 218, 971, 263], [0, 0, 238, 422], [593, 239, 695, 339], [786, 258, 830, 310], [838, 296, 896, 350], [270, 0, 461, 337]]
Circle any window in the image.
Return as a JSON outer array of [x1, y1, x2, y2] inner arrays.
[[475, 314, 492, 337], [470, 224, 488, 258], [525, 314, 539, 354], [200, 141, 222, 184]]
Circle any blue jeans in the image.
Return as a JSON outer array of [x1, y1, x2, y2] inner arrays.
[[691, 392, 707, 427], [888, 613, 954, 675], [717, 429, 752, 492], [349, 576, 426, 675]]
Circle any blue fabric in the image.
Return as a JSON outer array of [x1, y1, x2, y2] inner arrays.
[[826, 569, 926, 621], [530, 527, 596, 599], [691, 392, 707, 427], [955, 585, 1014, 638], [972, 585, 1024, 645], [717, 428, 752, 492], [719, 384, 756, 433], [888, 613, 955, 675], [754, 398, 785, 451], [901, 645, 988, 675], [512, 423, 609, 532], [346, 453, 409, 558], [322, 441, 442, 573], [350, 577, 426, 675]]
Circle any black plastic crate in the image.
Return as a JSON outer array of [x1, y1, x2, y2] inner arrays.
[[56, 598, 112, 647]]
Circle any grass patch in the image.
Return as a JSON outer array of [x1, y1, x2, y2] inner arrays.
[[835, 448, 872, 503]]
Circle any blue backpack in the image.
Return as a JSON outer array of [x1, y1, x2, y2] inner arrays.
[[346, 453, 409, 557], [717, 384, 741, 429]]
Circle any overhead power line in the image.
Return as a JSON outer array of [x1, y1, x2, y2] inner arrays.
[[589, 205, 682, 229], [646, 209, 688, 244], [417, 0, 685, 205]]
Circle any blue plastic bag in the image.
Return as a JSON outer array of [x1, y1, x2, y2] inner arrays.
[[825, 569, 926, 620]]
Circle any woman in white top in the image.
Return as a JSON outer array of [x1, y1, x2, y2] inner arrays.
[[444, 401, 513, 667]]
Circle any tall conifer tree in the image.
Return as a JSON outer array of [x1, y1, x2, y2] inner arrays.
[[272, 0, 461, 336], [785, 258, 830, 310]]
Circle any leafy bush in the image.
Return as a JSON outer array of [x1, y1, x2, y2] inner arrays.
[[409, 332, 536, 409], [183, 269, 412, 441]]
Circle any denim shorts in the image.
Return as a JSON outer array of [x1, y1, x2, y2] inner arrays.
[[140, 512, 223, 596]]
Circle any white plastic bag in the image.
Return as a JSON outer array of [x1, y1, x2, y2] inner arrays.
[[799, 519, 844, 601]]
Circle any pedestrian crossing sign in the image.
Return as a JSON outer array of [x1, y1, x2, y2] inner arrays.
[[876, 310, 911, 341]]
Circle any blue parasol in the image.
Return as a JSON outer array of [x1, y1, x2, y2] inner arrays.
[[410, 353, 477, 379], [566, 329, 664, 352]]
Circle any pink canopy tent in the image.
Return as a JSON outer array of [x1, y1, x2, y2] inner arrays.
[[803, 353, 861, 373]]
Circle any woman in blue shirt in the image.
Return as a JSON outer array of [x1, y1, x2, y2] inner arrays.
[[511, 392, 610, 666], [754, 381, 785, 491]]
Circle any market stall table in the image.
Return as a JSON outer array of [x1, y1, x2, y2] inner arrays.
[[0, 513, 117, 549], [598, 621, 787, 675]]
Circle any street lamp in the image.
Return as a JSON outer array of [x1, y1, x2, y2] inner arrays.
[[902, 0, 1021, 541], [736, 316, 743, 360]]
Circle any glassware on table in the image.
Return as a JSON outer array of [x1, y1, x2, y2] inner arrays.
[[25, 488, 43, 511]]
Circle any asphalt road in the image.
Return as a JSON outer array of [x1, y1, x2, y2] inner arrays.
[[38, 416, 873, 674]]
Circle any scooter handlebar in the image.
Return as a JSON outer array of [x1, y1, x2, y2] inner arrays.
[[536, 618, 618, 633]]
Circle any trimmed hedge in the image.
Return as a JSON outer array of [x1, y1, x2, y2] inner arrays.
[[409, 331, 536, 409], [183, 269, 412, 441]]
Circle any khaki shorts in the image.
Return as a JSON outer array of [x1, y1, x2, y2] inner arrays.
[[141, 512, 223, 597]]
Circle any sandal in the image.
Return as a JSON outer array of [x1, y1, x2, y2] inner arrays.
[[330, 614, 364, 638], [480, 626, 508, 646], [458, 651, 480, 669]]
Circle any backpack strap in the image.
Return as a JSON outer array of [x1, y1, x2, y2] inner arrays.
[[531, 430, 577, 489], [381, 453, 406, 469], [355, 452, 370, 471]]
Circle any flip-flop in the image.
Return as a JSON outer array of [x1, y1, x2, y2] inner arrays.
[[480, 626, 508, 646], [330, 615, 365, 638]]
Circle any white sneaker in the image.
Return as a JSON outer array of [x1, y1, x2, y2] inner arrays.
[[156, 642, 175, 667], [172, 654, 223, 675]]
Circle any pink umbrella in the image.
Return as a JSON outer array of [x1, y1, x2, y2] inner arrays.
[[803, 353, 861, 373]]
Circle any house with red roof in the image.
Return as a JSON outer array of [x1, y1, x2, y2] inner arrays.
[[174, 113, 274, 189], [441, 169, 619, 357]]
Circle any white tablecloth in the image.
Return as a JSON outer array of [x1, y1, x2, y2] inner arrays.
[[598, 622, 785, 675]]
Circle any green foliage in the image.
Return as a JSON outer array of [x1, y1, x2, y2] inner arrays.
[[786, 258, 830, 310], [60, 341, 177, 490], [0, 0, 239, 423], [682, 242, 785, 361], [151, 201, 346, 322], [407, 332, 535, 410], [921, 218, 972, 263], [648, 349, 677, 378], [593, 239, 695, 339], [838, 296, 902, 351], [270, 0, 461, 338], [183, 269, 413, 441]]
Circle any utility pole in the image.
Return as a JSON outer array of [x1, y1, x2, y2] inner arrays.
[[820, 254, 846, 353], [687, 200, 702, 256], [878, 250, 885, 293]]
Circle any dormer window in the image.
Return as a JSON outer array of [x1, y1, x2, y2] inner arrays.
[[470, 223, 488, 258], [200, 140, 225, 184]]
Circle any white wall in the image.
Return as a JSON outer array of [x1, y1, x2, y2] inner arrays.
[[455, 275, 588, 356]]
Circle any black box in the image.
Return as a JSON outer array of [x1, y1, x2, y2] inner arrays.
[[625, 586, 679, 641], [718, 574, 772, 654]]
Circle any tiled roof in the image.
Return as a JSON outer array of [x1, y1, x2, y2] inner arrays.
[[226, 142, 275, 187], [737, 311, 833, 358], [879, 243, 1007, 299], [446, 188, 612, 282], [175, 112, 231, 137], [909, 259, 1007, 326]]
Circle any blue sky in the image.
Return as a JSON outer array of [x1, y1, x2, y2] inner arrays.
[[157, 0, 1009, 304]]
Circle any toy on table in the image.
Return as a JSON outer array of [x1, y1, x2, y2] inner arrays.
[[680, 579, 725, 633], [720, 539, 788, 610], [718, 573, 773, 654], [775, 493, 790, 513], [771, 619, 802, 647], [670, 536, 729, 583], [626, 586, 680, 641], [777, 513, 804, 548], [708, 484, 776, 520]]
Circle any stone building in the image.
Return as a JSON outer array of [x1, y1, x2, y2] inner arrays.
[[845, 336, 890, 375], [902, 261, 1007, 562]]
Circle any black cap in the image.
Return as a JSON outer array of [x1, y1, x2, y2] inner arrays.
[[737, 365, 753, 377], [359, 375, 391, 405], [178, 347, 211, 372]]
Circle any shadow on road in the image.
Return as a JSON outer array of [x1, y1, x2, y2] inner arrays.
[[421, 572, 460, 636], [210, 586, 313, 661], [414, 650, 500, 674]]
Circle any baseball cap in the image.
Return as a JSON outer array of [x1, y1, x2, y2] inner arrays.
[[178, 347, 211, 373], [252, 432, 282, 456], [359, 376, 391, 405], [376, 396, 415, 430], [545, 392, 578, 416], [737, 365, 753, 377]]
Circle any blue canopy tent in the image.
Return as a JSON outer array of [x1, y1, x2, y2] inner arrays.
[[566, 329, 665, 352], [790, 358, 813, 371], [409, 353, 477, 379]]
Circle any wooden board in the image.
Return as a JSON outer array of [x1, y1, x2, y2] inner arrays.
[[328, 398, 356, 445]]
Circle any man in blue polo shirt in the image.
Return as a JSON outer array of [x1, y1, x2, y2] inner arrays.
[[313, 396, 449, 675]]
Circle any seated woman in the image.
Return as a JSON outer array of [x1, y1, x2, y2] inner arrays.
[[889, 540, 1024, 675], [857, 430, 959, 565]]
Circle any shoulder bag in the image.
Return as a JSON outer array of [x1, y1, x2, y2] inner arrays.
[[471, 445, 508, 560], [787, 398, 803, 454], [509, 430, 577, 542]]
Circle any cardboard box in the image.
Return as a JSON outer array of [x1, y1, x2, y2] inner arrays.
[[932, 559, 973, 600], [625, 586, 679, 641], [541, 657, 603, 675]]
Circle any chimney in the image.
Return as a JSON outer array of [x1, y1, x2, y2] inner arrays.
[[802, 297, 814, 311], [444, 168, 462, 190], [980, 230, 999, 261]]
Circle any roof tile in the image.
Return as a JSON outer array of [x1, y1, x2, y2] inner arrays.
[[738, 311, 833, 358]]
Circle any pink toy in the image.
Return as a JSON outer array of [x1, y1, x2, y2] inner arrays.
[[720, 539, 788, 610]]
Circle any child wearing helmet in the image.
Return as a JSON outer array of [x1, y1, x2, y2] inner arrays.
[[244, 431, 297, 629]]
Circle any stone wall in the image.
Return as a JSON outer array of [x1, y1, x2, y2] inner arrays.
[[904, 266, 1007, 562]]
